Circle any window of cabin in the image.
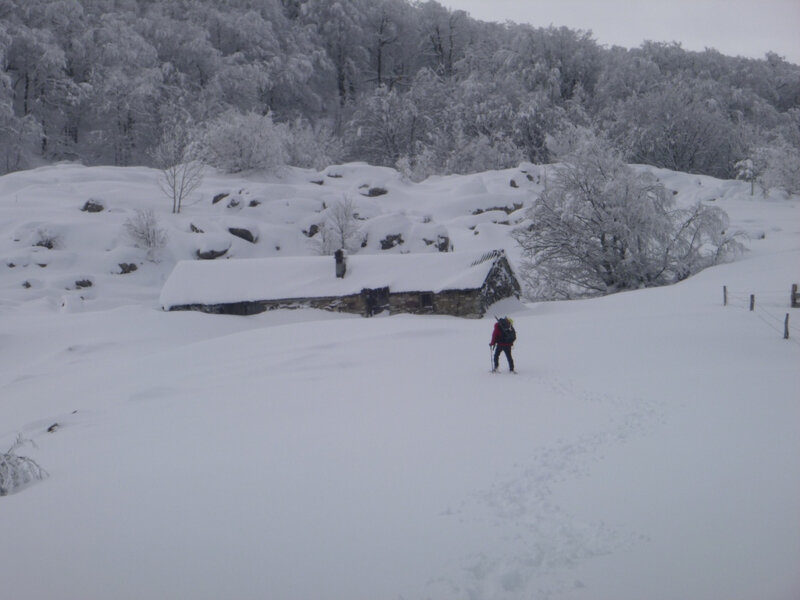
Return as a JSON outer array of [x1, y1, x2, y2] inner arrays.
[[420, 292, 433, 308]]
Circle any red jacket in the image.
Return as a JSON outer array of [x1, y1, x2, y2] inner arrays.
[[490, 322, 513, 347]]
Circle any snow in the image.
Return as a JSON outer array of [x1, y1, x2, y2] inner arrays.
[[1, 162, 799, 600]]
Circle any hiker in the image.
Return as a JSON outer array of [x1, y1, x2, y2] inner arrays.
[[490, 316, 516, 372]]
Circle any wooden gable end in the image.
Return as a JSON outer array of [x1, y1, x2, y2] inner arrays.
[[479, 254, 521, 311]]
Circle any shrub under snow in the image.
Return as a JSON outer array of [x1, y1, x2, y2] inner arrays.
[[124, 208, 167, 260], [0, 436, 47, 496]]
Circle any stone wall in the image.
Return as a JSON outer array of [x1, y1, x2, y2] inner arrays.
[[168, 294, 364, 316], [386, 289, 484, 318], [168, 289, 485, 318]]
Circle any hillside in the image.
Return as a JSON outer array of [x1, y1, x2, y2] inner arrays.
[[0, 162, 539, 312], [0, 163, 799, 600], [3, 0, 800, 184]]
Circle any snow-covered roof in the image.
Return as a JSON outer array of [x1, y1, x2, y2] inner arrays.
[[160, 250, 508, 309]]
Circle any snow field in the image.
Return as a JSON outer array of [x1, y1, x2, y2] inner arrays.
[[0, 163, 798, 599]]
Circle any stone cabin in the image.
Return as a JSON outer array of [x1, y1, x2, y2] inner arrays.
[[159, 249, 520, 319]]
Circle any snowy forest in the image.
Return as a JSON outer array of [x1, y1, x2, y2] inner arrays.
[[1, 0, 799, 191]]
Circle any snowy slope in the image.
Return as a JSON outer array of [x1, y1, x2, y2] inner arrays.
[[0, 163, 798, 600]]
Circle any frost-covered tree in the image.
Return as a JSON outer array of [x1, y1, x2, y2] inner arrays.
[[445, 130, 524, 174], [195, 110, 286, 173], [754, 141, 800, 196], [138, 6, 221, 94], [511, 103, 556, 164], [312, 196, 363, 255], [416, 2, 469, 78], [734, 158, 759, 195], [0, 0, 797, 178], [613, 81, 741, 178], [281, 117, 342, 169], [0, 111, 43, 174], [300, 0, 369, 110], [82, 13, 163, 165], [3, 20, 80, 158], [0, 24, 41, 173], [346, 85, 419, 166], [195, 1, 328, 117], [363, 0, 405, 88], [505, 25, 602, 102], [593, 46, 661, 105], [513, 137, 744, 299]]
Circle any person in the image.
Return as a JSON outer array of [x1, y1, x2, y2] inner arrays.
[[490, 316, 516, 372]]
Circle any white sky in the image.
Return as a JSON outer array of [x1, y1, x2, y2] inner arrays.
[[440, 0, 800, 65]]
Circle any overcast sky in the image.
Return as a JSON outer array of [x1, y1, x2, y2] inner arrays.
[[439, 0, 800, 65]]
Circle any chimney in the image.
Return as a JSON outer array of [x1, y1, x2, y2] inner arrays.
[[334, 249, 346, 278]]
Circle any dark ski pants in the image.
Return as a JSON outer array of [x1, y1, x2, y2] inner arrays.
[[493, 345, 514, 371]]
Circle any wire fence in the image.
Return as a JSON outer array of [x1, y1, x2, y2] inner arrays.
[[723, 285, 800, 347]]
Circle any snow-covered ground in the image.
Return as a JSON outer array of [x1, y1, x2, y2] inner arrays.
[[1, 163, 798, 600]]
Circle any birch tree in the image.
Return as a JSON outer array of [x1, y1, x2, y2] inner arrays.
[[151, 116, 204, 214]]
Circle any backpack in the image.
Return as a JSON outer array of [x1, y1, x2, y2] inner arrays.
[[497, 317, 516, 344]]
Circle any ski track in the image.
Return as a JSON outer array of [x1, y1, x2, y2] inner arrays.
[[437, 373, 663, 599]]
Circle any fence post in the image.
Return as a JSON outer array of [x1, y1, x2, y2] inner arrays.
[[750, 294, 755, 311], [785, 314, 790, 340], [792, 284, 798, 308], [723, 285, 727, 306]]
